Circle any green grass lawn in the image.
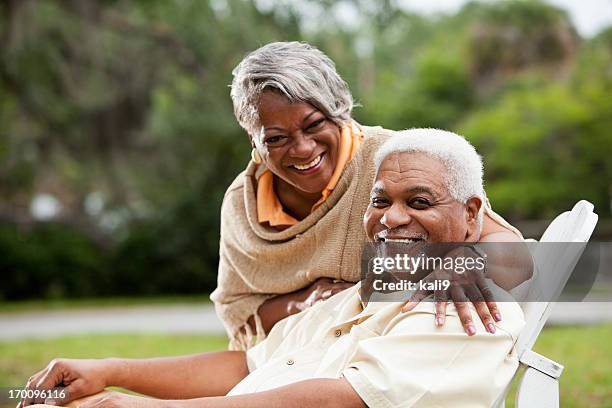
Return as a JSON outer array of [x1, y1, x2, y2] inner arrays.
[[0, 326, 610, 408], [0, 295, 212, 313]]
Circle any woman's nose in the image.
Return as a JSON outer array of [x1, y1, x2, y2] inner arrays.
[[289, 133, 316, 158]]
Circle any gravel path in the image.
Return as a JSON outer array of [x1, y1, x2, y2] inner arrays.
[[0, 304, 225, 341], [1, 302, 611, 341]]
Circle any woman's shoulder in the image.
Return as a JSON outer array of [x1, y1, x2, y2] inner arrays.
[[225, 169, 247, 196], [222, 167, 251, 216], [221, 161, 261, 223], [361, 124, 394, 140], [350, 124, 393, 167], [359, 125, 393, 154]]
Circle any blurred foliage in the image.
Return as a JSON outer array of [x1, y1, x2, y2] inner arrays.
[[0, 0, 611, 299], [0, 223, 107, 300]]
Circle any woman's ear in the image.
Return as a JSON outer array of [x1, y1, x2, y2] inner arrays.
[[465, 196, 483, 241]]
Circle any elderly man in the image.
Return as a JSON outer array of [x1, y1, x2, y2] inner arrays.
[[22, 129, 524, 408]]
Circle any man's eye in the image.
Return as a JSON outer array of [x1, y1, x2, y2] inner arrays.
[[371, 197, 389, 208], [264, 136, 286, 146], [306, 119, 325, 131], [410, 198, 430, 209]]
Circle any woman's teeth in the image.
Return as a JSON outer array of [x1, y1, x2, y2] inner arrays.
[[293, 154, 322, 170]]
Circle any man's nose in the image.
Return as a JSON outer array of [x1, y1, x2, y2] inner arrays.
[[289, 132, 316, 158], [380, 203, 412, 229]]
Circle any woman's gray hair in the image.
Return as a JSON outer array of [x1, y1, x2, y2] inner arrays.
[[230, 41, 354, 136]]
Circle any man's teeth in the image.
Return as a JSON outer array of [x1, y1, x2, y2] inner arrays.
[[381, 238, 420, 243], [293, 155, 322, 170]]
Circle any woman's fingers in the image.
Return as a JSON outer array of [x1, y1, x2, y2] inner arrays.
[[433, 289, 448, 326], [400, 288, 431, 313], [320, 289, 333, 300], [464, 284, 496, 334], [330, 282, 355, 296], [476, 274, 502, 322], [449, 285, 476, 336]]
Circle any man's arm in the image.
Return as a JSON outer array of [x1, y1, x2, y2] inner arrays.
[[20, 351, 249, 406], [108, 351, 249, 399], [166, 378, 365, 408]]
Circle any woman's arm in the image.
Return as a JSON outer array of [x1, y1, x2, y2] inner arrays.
[[248, 278, 355, 334], [402, 213, 533, 335], [480, 213, 534, 290], [479, 230, 534, 290]]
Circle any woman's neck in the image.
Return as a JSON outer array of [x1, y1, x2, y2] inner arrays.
[[274, 175, 322, 221]]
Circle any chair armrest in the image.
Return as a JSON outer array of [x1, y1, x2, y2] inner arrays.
[[519, 349, 564, 379]]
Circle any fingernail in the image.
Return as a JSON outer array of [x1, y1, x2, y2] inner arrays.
[[488, 323, 496, 334], [401, 303, 413, 313], [468, 325, 476, 336], [436, 316, 444, 326], [494, 312, 501, 321]]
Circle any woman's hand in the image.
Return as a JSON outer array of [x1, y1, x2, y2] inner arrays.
[[288, 278, 355, 314], [18, 358, 114, 407], [253, 278, 355, 334], [401, 245, 501, 336]]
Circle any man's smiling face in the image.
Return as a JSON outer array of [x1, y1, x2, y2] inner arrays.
[[364, 151, 482, 244]]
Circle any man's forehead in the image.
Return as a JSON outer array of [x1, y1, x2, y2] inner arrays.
[[379, 151, 442, 171], [374, 151, 447, 193]]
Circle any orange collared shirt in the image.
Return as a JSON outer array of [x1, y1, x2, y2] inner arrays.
[[257, 122, 364, 227]]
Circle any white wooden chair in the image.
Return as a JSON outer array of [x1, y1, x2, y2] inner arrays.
[[494, 200, 598, 407]]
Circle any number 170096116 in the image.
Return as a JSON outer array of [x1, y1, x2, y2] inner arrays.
[[2, 387, 68, 403]]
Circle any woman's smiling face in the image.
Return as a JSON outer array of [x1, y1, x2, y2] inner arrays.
[[253, 91, 340, 195]]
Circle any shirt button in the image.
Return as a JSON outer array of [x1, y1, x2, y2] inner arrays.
[[334, 329, 342, 337], [286, 359, 294, 365]]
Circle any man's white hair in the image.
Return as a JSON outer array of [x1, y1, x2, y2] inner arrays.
[[230, 41, 353, 136], [374, 128, 485, 205]]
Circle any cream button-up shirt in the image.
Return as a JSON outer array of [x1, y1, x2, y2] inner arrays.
[[228, 283, 525, 407]]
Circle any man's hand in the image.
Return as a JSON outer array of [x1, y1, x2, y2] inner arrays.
[[288, 278, 354, 313], [18, 358, 114, 407], [401, 245, 501, 336]]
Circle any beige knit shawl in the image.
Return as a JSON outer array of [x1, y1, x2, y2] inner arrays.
[[210, 126, 393, 350]]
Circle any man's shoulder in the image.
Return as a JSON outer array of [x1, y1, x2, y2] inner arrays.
[[381, 297, 524, 342]]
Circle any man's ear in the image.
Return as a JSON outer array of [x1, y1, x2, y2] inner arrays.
[[465, 196, 483, 241]]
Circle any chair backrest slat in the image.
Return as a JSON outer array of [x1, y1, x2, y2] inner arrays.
[[515, 200, 598, 356]]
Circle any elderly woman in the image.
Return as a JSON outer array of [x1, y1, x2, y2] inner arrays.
[[211, 41, 529, 349]]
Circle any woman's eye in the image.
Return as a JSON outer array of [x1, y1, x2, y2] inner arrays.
[[264, 136, 286, 146], [410, 198, 430, 209], [306, 119, 324, 131]]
